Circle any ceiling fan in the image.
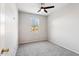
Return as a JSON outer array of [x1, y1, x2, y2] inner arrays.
[[37, 3, 55, 13]]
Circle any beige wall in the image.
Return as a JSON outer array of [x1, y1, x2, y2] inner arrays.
[[48, 4, 79, 54], [0, 4, 5, 52], [0, 3, 18, 56], [19, 11, 48, 44], [5, 4, 18, 55]]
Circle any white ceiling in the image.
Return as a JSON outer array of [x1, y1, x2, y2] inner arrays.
[[16, 3, 68, 16]]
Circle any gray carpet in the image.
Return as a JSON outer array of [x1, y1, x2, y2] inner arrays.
[[16, 41, 79, 56]]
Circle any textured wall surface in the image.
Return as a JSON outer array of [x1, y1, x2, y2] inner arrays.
[[19, 11, 48, 44], [5, 4, 18, 56], [48, 4, 79, 54]]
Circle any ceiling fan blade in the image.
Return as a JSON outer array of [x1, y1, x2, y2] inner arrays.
[[44, 6, 54, 9], [44, 9, 47, 13], [37, 9, 41, 12]]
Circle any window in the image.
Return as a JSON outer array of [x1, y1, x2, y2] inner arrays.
[[32, 16, 39, 32]]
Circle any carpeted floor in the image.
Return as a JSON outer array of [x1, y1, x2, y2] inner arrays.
[[16, 41, 79, 56]]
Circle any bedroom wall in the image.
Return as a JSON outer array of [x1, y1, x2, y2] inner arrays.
[[48, 3, 79, 54], [0, 4, 5, 54], [5, 3, 18, 56], [19, 11, 48, 44]]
